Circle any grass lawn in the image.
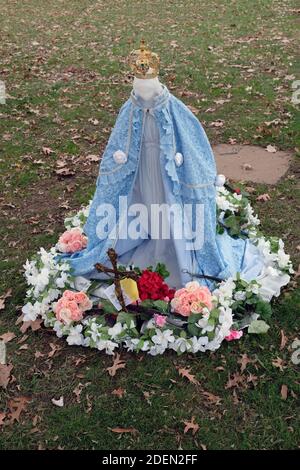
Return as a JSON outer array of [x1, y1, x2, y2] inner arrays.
[[0, 0, 299, 450]]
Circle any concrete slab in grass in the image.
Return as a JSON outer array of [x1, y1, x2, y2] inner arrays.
[[213, 144, 292, 184]]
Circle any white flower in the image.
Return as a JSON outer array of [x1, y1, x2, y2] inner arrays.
[[53, 320, 65, 338], [66, 325, 84, 346], [218, 307, 233, 337], [96, 339, 118, 355], [196, 318, 214, 334], [56, 272, 69, 288], [170, 337, 192, 353], [149, 343, 167, 356], [124, 338, 150, 352], [152, 328, 175, 348], [234, 291, 246, 301], [108, 322, 123, 339], [216, 195, 236, 213], [113, 150, 127, 164], [22, 301, 40, 321], [174, 152, 183, 167], [190, 336, 209, 353]]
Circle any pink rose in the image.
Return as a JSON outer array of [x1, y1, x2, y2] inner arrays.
[[55, 300, 83, 324], [57, 228, 87, 254], [74, 292, 93, 312], [225, 330, 243, 342], [63, 290, 76, 301], [154, 314, 167, 328], [171, 282, 213, 317], [55, 290, 93, 324]]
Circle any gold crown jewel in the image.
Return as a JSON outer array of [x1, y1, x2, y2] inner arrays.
[[129, 39, 160, 79]]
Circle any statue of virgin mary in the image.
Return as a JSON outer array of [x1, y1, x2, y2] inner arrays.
[[63, 40, 264, 288]]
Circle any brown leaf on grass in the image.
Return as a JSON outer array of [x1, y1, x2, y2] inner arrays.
[[0, 363, 13, 389], [48, 342, 62, 358], [177, 367, 200, 386], [73, 383, 84, 403], [272, 357, 286, 372], [247, 373, 258, 387], [210, 119, 224, 128], [280, 330, 288, 350], [55, 167, 75, 177], [183, 416, 199, 435], [42, 146, 54, 156], [256, 193, 271, 202], [294, 264, 300, 279], [225, 372, 246, 389], [106, 353, 126, 377], [20, 318, 43, 334], [187, 105, 199, 114], [112, 388, 126, 398], [109, 427, 138, 435], [8, 396, 31, 423], [85, 394, 92, 414], [0, 332, 16, 343], [19, 344, 29, 351], [238, 353, 254, 372], [281, 384, 288, 400], [86, 154, 100, 163], [202, 391, 222, 405], [34, 351, 44, 359], [0, 289, 12, 311], [0, 412, 6, 426]]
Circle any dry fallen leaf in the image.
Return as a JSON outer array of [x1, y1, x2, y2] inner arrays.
[[177, 367, 200, 386], [210, 119, 224, 128], [0, 332, 16, 343], [281, 384, 288, 400], [106, 354, 126, 377], [183, 416, 199, 435], [202, 391, 222, 405], [86, 154, 100, 163], [225, 372, 246, 389], [0, 289, 12, 311], [42, 146, 54, 156], [238, 353, 254, 372], [109, 427, 138, 435], [0, 363, 13, 388], [272, 357, 286, 372], [8, 396, 31, 423], [280, 330, 288, 350], [48, 342, 62, 358], [256, 193, 271, 202], [20, 318, 43, 334], [112, 388, 126, 398], [0, 412, 6, 426], [73, 383, 84, 403]]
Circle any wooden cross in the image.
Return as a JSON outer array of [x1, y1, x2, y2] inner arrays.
[[95, 248, 138, 312]]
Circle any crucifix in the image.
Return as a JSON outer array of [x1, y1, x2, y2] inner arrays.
[[95, 248, 139, 312]]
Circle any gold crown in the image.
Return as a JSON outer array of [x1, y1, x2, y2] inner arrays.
[[129, 39, 160, 79]]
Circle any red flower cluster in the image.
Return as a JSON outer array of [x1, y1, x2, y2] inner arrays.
[[137, 270, 175, 302]]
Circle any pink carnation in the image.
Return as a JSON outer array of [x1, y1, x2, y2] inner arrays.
[[171, 282, 213, 317], [225, 330, 243, 342], [57, 228, 87, 254], [154, 314, 167, 328], [55, 290, 93, 325]]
